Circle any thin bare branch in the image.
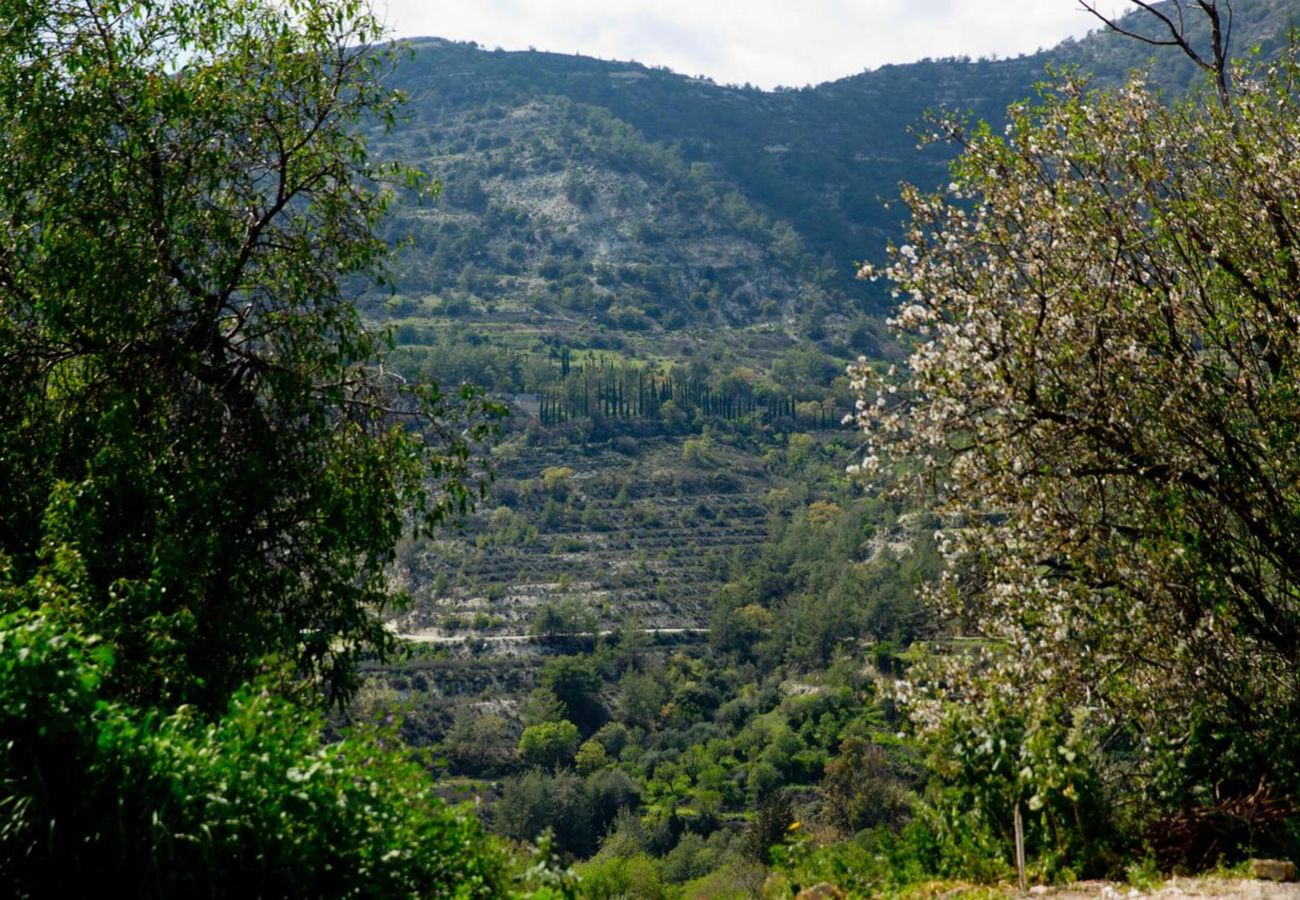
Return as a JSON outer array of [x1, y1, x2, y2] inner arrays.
[[1078, 1, 1235, 107]]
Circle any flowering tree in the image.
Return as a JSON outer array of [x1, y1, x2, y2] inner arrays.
[[850, 6, 1300, 808]]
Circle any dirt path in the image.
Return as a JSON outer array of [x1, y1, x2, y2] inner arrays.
[[392, 626, 709, 644], [1032, 878, 1300, 898]]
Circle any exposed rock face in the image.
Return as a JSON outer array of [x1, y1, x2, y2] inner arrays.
[[795, 883, 846, 900]]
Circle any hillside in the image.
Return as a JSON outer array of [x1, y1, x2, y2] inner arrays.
[[351, 4, 1300, 894], [373, 0, 1297, 334], [8, 0, 1300, 894], [363, 0, 1300, 656]]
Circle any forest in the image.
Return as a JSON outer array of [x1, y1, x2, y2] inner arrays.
[[1, 0, 1299, 898]]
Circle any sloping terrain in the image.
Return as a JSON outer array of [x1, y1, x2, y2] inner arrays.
[[374, 0, 1298, 329], [387, 427, 855, 650], [365, 0, 1300, 656]]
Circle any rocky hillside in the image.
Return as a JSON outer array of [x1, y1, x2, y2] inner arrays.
[[371, 0, 1299, 341], [366, 0, 1300, 654]]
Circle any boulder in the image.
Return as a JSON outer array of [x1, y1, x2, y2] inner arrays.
[[1251, 859, 1297, 882]]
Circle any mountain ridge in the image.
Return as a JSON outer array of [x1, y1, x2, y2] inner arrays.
[[375, 1, 1298, 356]]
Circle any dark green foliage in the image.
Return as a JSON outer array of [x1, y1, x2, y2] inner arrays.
[[817, 736, 913, 835], [494, 768, 639, 858], [658, 830, 734, 885], [0, 0, 497, 710], [541, 655, 607, 732], [586, 769, 643, 833], [529, 598, 598, 641], [741, 791, 794, 864], [442, 709, 519, 775], [617, 670, 666, 730], [0, 598, 504, 898], [0, 0, 507, 891], [1141, 708, 1300, 869]]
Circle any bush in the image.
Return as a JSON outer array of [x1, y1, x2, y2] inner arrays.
[[914, 696, 1116, 882], [519, 720, 582, 769], [660, 831, 732, 885], [0, 602, 504, 897], [576, 853, 665, 899], [769, 833, 889, 898], [585, 769, 642, 834]]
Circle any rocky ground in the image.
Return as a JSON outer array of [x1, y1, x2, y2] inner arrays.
[[795, 876, 1300, 900], [1042, 878, 1300, 898]]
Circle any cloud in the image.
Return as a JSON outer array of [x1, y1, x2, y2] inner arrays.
[[377, 0, 1105, 88]]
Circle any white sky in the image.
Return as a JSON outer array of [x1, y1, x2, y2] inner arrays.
[[376, 1, 1120, 90]]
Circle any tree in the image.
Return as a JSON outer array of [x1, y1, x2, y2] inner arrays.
[[518, 719, 581, 769], [617, 668, 665, 730], [850, 7, 1300, 809], [540, 654, 606, 731], [494, 769, 596, 856], [442, 710, 518, 775], [0, 4, 509, 887], [816, 736, 910, 835], [574, 738, 609, 775], [0, 0, 496, 710], [529, 596, 597, 641]]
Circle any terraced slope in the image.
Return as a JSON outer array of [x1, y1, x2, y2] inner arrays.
[[387, 430, 828, 650]]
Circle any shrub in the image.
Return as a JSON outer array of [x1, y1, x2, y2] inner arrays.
[[576, 853, 665, 899], [519, 720, 582, 769], [0, 602, 504, 897]]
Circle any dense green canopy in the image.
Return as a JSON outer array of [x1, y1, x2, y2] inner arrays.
[[0, 0, 495, 709]]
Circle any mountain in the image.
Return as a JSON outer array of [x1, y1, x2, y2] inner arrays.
[[363, 1, 1300, 648], [358, 5, 1300, 874], [370, 0, 1297, 355]]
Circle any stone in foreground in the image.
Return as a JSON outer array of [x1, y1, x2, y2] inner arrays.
[[1252, 860, 1298, 883]]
